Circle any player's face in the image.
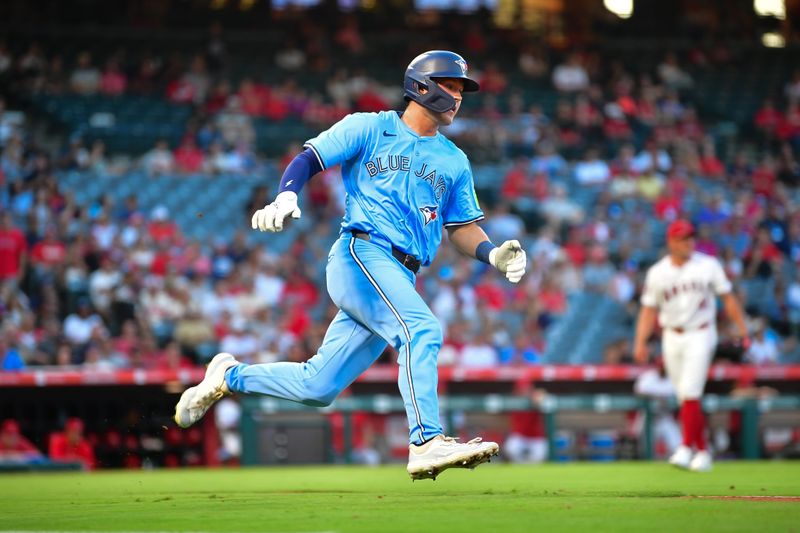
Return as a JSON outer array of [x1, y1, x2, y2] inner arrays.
[[424, 78, 464, 126], [667, 235, 695, 261]]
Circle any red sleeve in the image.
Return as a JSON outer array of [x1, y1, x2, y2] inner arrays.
[[48, 433, 68, 461], [77, 441, 96, 470]]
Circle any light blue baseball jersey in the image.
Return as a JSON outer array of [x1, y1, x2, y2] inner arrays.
[[304, 111, 483, 267]]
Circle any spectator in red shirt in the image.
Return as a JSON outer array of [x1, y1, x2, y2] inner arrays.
[[100, 58, 127, 96], [531, 172, 549, 201], [501, 158, 531, 200], [263, 85, 290, 121], [505, 388, 548, 463], [147, 205, 180, 245], [478, 61, 508, 94], [751, 155, 777, 198], [237, 78, 269, 117], [166, 78, 198, 105], [153, 340, 195, 370], [778, 101, 800, 142], [281, 271, 320, 309], [0, 212, 27, 288], [699, 137, 725, 178], [603, 103, 632, 141], [562, 229, 588, 267], [204, 80, 232, 115], [173, 137, 205, 174], [0, 419, 44, 464], [282, 304, 311, 338], [473, 272, 507, 311], [354, 82, 388, 113], [754, 98, 782, 138], [30, 225, 66, 284], [653, 192, 682, 221], [48, 417, 95, 470]]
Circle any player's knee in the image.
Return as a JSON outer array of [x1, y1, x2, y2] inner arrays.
[[304, 381, 341, 407], [431, 324, 443, 349], [413, 322, 443, 350]]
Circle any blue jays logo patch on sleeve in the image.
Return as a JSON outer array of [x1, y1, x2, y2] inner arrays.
[[419, 205, 438, 226]]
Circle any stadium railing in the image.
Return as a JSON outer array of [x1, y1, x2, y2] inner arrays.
[[3, 364, 798, 388], [238, 393, 800, 464]]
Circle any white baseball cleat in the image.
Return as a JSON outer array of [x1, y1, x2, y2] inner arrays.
[[668, 445, 693, 470], [407, 435, 499, 481], [689, 450, 713, 472], [174, 353, 238, 428]]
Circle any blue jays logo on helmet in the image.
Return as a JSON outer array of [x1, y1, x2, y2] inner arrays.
[[419, 205, 438, 226], [404, 50, 480, 114]]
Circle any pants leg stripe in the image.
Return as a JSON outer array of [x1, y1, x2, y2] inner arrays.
[[348, 237, 425, 441]]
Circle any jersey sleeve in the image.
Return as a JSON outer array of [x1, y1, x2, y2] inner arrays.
[[303, 113, 371, 169], [640, 268, 659, 307], [711, 258, 733, 295], [442, 161, 484, 227]]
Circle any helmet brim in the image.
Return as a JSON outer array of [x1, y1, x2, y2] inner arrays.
[[463, 77, 480, 92], [431, 76, 480, 93]]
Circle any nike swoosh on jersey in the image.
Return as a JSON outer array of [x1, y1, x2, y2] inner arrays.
[[382, 131, 397, 137]]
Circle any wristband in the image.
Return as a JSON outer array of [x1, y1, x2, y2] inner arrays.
[[476, 240, 496, 264]]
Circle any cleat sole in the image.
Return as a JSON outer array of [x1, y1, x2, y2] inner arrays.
[[407, 444, 499, 481]]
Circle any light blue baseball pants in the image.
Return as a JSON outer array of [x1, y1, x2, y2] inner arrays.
[[225, 234, 443, 444]]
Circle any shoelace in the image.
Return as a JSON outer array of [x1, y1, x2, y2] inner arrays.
[[440, 436, 483, 446], [195, 386, 226, 409]]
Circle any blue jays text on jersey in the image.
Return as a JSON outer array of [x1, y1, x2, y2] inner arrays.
[[303, 110, 484, 266], [365, 157, 448, 204]]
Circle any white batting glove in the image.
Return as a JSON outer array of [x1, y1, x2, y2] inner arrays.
[[251, 191, 301, 232], [489, 240, 527, 283]]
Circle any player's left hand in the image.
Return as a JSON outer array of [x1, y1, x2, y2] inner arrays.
[[490, 240, 527, 283], [251, 191, 302, 232]]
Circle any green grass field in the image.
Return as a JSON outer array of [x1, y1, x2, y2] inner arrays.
[[1, 462, 798, 533]]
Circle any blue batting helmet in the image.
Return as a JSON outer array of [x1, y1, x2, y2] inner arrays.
[[403, 50, 480, 113]]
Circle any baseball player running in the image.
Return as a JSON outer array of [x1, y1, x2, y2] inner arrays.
[[174, 51, 527, 480], [633, 219, 749, 472]]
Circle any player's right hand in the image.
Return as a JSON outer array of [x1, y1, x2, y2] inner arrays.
[[251, 191, 301, 232], [489, 240, 527, 283]]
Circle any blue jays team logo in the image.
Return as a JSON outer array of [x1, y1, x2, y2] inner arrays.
[[455, 59, 468, 74], [420, 205, 438, 226]]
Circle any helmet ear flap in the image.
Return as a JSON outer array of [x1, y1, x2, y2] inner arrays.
[[404, 75, 457, 113]]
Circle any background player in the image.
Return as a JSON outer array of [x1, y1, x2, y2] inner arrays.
[[174, 50, 527, 480], [633, 219, 749, 472]]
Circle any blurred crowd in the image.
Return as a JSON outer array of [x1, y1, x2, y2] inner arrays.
[[1, 27, 800, 374]]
